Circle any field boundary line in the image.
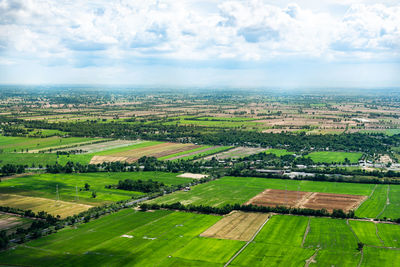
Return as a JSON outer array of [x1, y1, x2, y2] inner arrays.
[[357, 247, 364, 267], [346, 219, 360, 242], [301, 218, 310, 248], [376, 185, 390, 219], [223, 214, 270, 267], [374, 223, 385, 246]]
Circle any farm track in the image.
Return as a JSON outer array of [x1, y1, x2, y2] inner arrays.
[[223, 215, 270, 267], [301, 218, 311, 248], [305, 249, 320, 267], [374, 223, 385, 246]]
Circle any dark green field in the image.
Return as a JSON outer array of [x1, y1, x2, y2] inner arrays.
[[0, 172, 192, 204]]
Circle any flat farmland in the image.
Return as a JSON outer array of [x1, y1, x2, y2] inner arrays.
[[0, 172, 191, 205], [0, 213, 32, 234], [356, 185, 389, 218], [90, 141, 202, 164], [245, 189, 366, 212], [148, 176, 375, 209], [306, 151, 363, 164], [265, 148, 294, 157], [0, 210, 244, 266], [202, 146, 267, 160], [200, 211, 269, 241], [56, 139, 141, 153], [0, 194, 92, 218], [0, 135, 100, 152], [159, 145, 234, 161], [230, 215, 315, 266], [379, 185, 400, 220]]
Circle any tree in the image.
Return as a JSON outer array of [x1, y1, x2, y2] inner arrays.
[[92, 191, 97, 198], [84, 183, 90, 191], [357, 242, 364, 251]]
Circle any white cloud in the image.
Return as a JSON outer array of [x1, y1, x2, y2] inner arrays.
[[0, 0, 399, 67]]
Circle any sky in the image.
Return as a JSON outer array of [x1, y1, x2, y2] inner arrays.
[[0, 0, 399, 88]]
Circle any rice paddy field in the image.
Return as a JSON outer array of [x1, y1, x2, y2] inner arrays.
[[148, 176, 400, 220], [1, 209, 399, 266], [306, 151, 363, 164], [0, 172, 192, 205]]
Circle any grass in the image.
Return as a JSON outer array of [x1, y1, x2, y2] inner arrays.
[[362, 246, 400, 266], [379, 185, 400, 220], [376, 223, 400, 248], [0, 210, 244, 266], [231, 215, 313, 266], [303, 217, 358, 250], [306, 151, 363, 164], [183, 146, 234, 160], [349, 220, 384, 246], [356, 185, 388, 218], [148, 176, 375, 208], [265, 148, 294, 157], [158, 145, 212, 160], [254, 215, 308, 246], [0, 172, 191, 204], [0, 135, 98, 153]]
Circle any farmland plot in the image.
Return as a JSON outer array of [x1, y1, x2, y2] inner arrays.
[[149, 176, 374, 211], [0, 194, 92, 218], [200, 211, 269, 241], [202, 146, 266, 160], [90, 142, 201, 164], [0, 213, 32, 234], [0, 210, 244, 266]]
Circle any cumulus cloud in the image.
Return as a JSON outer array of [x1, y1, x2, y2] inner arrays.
[[0, 0, 399, 67]]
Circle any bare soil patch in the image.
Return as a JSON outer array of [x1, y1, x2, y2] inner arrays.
[[246, 189, 367, 213], [177, 173, 209, 179], [200, 211, 269, 241]]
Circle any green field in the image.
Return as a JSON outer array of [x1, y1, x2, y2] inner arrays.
[[148, 176, 375, 207], [164, 116, 262, 129], [158, 145, 212, 160], [379, 185, 400, 220], [0, 209, 399, 266], [0, 135, 99, 152], [265, 148, 294, 157], [0, 172, 191, 204], [184, 146, 234, 160], [0, 209, 244, 266], [356, 185, 388, 218], [306, 151, 363, 164]]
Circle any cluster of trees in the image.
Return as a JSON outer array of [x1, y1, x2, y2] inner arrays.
[[3, 117, 399, 153], [0, 164, 25, 176], [0, 206, 59, 223], [139, 202, 355, 219], [109, 179, 167, 193]]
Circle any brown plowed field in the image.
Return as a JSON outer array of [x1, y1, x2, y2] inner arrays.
[[246, 189, 367, 213], [90, 142, 201, 164], [200, 211, 269, 241], [301, 192, 367, 212]]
